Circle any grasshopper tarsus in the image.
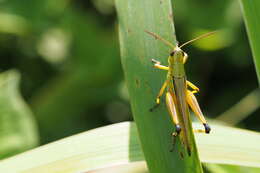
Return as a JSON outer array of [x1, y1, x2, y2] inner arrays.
[[170, 130, 179, 152], [187, 146, 192, 156], [170, 148, 174, 152], [149, 103, 160, 112], [203, 123, 211, 134], [179, 151, 184, 159]]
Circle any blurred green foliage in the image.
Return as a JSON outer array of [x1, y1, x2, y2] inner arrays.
[[0, 0, 259, 165], [0, 70, 38, 159]]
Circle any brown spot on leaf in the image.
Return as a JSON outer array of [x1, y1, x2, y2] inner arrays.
[[135, 79, 140, 88], [127, 28, 131, 34]]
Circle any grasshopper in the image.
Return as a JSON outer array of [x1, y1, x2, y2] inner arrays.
[[146, 30, 215, 156]]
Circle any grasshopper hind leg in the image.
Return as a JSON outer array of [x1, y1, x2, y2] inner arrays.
[[166, 91, 182, 152], [186, 90, 211, 134], [166, 92, 181, 133]]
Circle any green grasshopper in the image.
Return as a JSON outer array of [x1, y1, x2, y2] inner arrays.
[[146, 31, 215, 156]]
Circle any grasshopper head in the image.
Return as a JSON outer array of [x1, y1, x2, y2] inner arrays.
[[169, 46, 188, 64], [145, 30, 216, 65]]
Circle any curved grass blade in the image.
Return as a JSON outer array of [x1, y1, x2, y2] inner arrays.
[[240, 0, 260, 84], [1, 122, 260, 173], [205, 163, 260, 173]]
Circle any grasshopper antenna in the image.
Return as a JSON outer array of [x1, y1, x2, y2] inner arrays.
[[179, 31, 218, 49], [145, 30, 176, 49]]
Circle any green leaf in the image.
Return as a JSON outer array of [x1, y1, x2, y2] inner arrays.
[[240, 0, 260, 84], [205, 163, 260, 173], [0, 70, 39, 159], [216, 89, 260, 125], [115, 0, 203, 172], [0, 13, 29, 35], [1, 122, 260, 173], [0, 122, 142, 173], [194, 123, 260, 168]]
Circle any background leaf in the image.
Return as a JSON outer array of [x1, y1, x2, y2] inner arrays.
[[205, 163, 260, 173], [0, 122, 260, 173], [0, 70, 39, 159], [240, 0, 260, 84]]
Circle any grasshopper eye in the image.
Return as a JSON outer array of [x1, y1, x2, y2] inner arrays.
[[183, 52, 188, 63]]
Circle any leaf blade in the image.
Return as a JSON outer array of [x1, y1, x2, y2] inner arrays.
[[1, 122, 260, 173], [240, 0, 260, 84], [115, 0, 203, 172]]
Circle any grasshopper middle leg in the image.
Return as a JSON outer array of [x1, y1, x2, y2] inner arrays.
[[150, 80, 168, 112]]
